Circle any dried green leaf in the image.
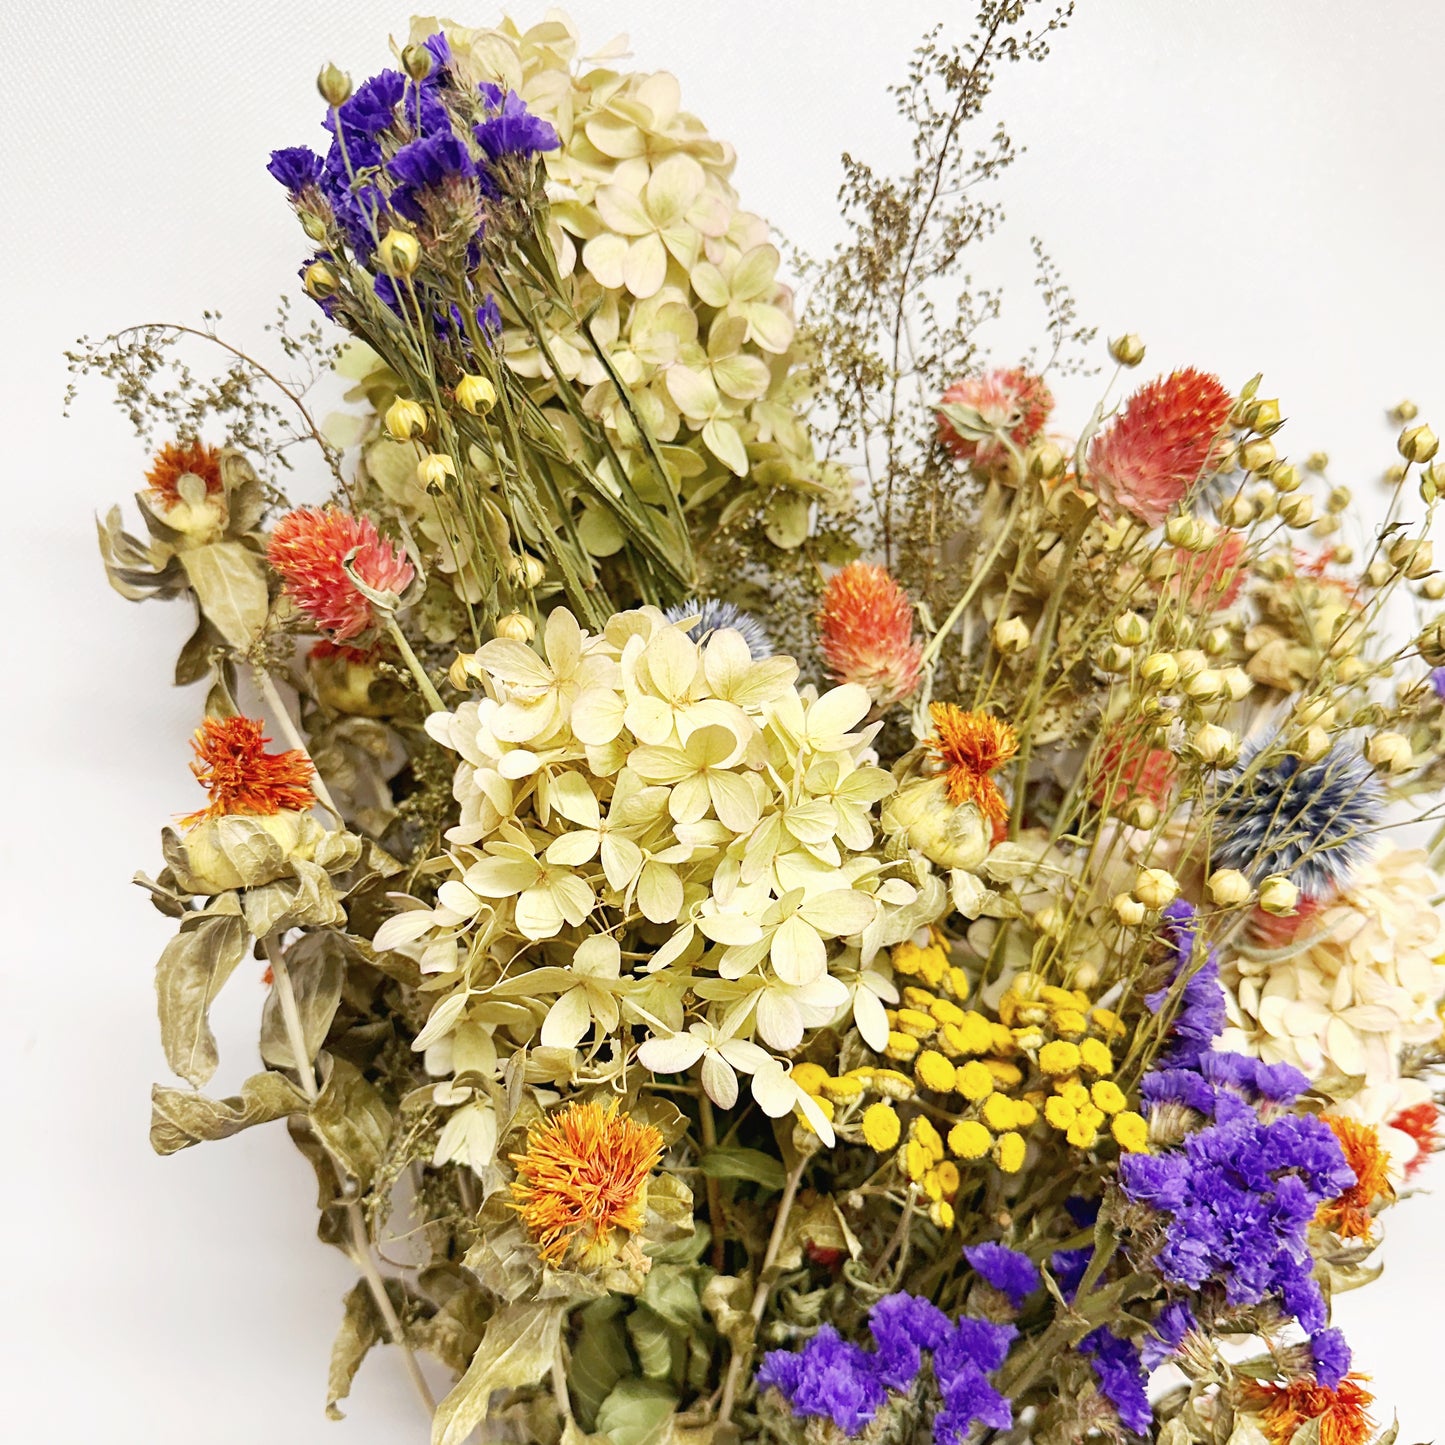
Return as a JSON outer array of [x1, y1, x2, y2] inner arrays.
[[699, 1147, 785, 1192], [178, 539, 270, 650], [409, 1287, 491, 1375], [150, 1070, 307, 1155], [627, 1305, 674, 1381], [430, 1299, 565, 1445], [326, 1281, 383, 1420], [309, 1053, 394, 1188], [259, 931, 348, 1071], [154, 910, 248, 1087], [570, 1297, 631, 1429], [595, 1378, 677, 1445]]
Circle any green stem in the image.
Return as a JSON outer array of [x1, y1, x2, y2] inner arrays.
[[254, 667, 344, 823], [385, 615, 446, 713]]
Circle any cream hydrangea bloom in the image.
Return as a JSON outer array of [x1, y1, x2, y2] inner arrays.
[[1220, 843, 1445, 1094]]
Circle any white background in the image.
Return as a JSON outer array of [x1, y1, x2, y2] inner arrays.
[[5, 2, 1445, 1439]]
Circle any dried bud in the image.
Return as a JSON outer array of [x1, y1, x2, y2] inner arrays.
[[1202, 627, 1231, 657], [1421, 462, 1445, 503], [1393, 399, 1420, 424], [1183, 668, 1226, 703], [1141, 652, 1180, 689], [1326, 484, 1352, 513], [303, 259, 339, 300], [401, 43, 434, 82], [377, 230, 420, 277], [1113, 893, 1146, 926], [495, 612, 536, 643], [1123, 798, 1160, 830], [1257, 875, 1300, 916], [1248, 398, 1282, 432], [1390, 537, 1434, 579], [1365, 731, 1413, 773], [1217, 494, 1256, 528], [1173, 649, 1209, 680], [992, 616, 1031, 654], [317, 63, 352, 107], [1421, 574, 1445, 601], [1270, 462, 1302, 494], [301, 212, 328, 244], [1109, 333, 1146, 367], [1365, 559, 1393, 588], [1400, 424, 1439, 463], [1134, 868, 1180, 910], [1295, 697, 1335, 727], [1222, 667, 1253, 702], [385, 397, 428, 440], [1277, 493, 1315, 527], [1332, 542, 1355, 564], [1238, 437, 1277, 474], [1098, 643, 1134, 673], [1029, 442, 1067, 481], [1190, 722, 1238, 766], [1305, 451, 1330, 473], [417, 452, 458, 488], [1335, 655, 1366, 684], [1164, 515, 1211, 551], [1384, 463, 1408, 487], [1292, 725, 1332, 763], [456, 374, 498, 416], [1113, 611, 1148, 647], [448, 652, 480, 690], [1207, 868, 1252, 907]]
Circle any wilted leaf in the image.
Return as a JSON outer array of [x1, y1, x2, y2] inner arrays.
[[596, 1378, 677, 1445], [259, 932, 348, 1071], [326, 1281, 383, 1420], [627, 1305, 674, 1380], [643, 1172, 695, 1249], [570, 1297, 631, 1429], [640, 1265, 705, 1333], [462, 1194, 543, 1303], [150, 1071, 307, 1155], [409, 1287, 491, 1375], [155, 910, 248, 1087], [179, 540, 269, 650], [699, 1147, 785, 1192], [310, 1054, 393, 1188], [430, 1299, 565, 1445]]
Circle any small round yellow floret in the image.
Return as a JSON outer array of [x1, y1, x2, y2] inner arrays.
[[935, 1160, 960, 1194], [886, 1031, 921, 1063], [921, 1168, 944, 1203], [1013, 1098, 1039, 1128], [791, 1062, 830, 1096], [943, 966, 972, 1000], [949, 1120, 992, 1160], [1112, 1111, 1150, 1153], [862, 1101, 901, 1151], [903, 1138, 932, 1180], [1051, 1008, 1088, 1037], [1044, 1095, 1076, 1130], [913, 1116, 945, 1162], [930, 1199, 956, 1230], [984, 1059, 1024, 1088], [902, 985, 939, 1011], [821, 1074, 865, 1102], [915, 1049, 958, 1093], [1065, 1116, 1099, 1149], [982, 1093, 1020, 1132], [869, 1068, 917, 1101], [955, 1060, 995, 1102], [1057, 1081, 1090, 1109], [1091, 1081, 1127, 1115], [893, 940, 948, 986], [930, 997, 966, 1027], [1038, 1040, 1082, 1075], [1090, 1007, 1127, 1039], [994, 1131, 1027, 1173], [941, 1013, 994, 1056], [989, 1024, 1016, 1055], [895, 1008, 938, 1039], [1079, 1037, 1115, 1076]]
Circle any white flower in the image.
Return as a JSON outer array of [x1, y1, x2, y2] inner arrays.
[[636, 1016, 774, 1110]]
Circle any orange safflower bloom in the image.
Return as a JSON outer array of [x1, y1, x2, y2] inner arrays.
[[1250, 1375, 1375, 1445], [928, 703, 1019, 829], [145, 439, 224, 508], [185, 716, 315, 825], [1316, 1116, 1393, 1240], [510, 1100, 664, 1266]]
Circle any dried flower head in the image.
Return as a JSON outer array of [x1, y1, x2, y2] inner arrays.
[[818, 563, 922, 707], [510, 1099, 664, 1266], [664, 596, 772, 659], [937, 368, 1054, 470], [1088, 368, 1234, 526], [185, 716, 314, 824], [1316, 1117, 1393, 1239], [928, 703, 1019, 830], [1390, 1101, 1440, 1179], [145, 439, 223, 508], [1248, 1375, 1375, 1445], [268, 507, 415, 642]]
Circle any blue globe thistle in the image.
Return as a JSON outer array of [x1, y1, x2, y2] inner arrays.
[[663, 597, 772, 658], [1209, 739, 1381, 899]]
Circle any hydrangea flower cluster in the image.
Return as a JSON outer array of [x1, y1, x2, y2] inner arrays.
[[756, 1292, 1016, 1441]]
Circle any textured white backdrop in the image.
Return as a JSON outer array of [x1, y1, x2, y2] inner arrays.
[[5, 2, 1445, 1439]]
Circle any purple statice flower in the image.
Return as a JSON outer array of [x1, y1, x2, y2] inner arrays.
[[476, 294, 503, 337], [963, 1242, 1040, 1310], [1049, 1246, 1093, 1301], [1252, 1060, 1311, 1106], [869, 1293, 949, 1389], [1309, 1327, 1352, 1389], [1080, 1329, 1152, 1435], [475, 82, 560, 160], [1211, 738, 1381, 899], [756, 1326, 887, 1435], [333, 70, 406, 140], [663, 598, 773, 659], [933, 1318, 1016, 1441], [1431, 667, 1445, 701], [1141, 1067, 1219, 1117], [387, 131, 478, 223], [422, 31, 452, 72], [1065, 1195, 1101, 1227], [1141, 1300, 1197, 1370], [1146, 900, 1228, 1068], [267, 146, 324, 195]]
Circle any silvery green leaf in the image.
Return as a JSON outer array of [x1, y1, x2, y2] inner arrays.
[[154, 910, 248, 1087], [150, 1071, 307, 1155], [178, 540, 269, 650], [309, 1054, 393, 1188], [462, 1195, 542, 1304], [430, 1300, 565, 1445], [259, 931, 348, 1071], [326, 1280, 382, 1421]]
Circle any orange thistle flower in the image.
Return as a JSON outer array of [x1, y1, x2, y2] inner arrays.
[[1249, 1376, 1375, 1445], [144, 439, 224, 508], [510, 1100, 664, 1267], [1390, 1100, 1440, 1179], [268, 507, 415, 643], [928, 703, 1019, 830], [1091, 733, 1177, 812], [937, 368, 1055, 471], [1088, 368, 1234, 526], [185, 716, 315, 825], [1316, 1116, 1393, 1239], [817, 562, 923, 708]]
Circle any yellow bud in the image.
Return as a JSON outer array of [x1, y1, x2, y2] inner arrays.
[[1113, 611, 1148, 647], [1305, 451, 1330, 473], [1182, 668, 1226, 702], [1421, 461, 1445, 503], [1134, 867, 1180, 910], [1113, 892, 1146, 926], [1270, 462, 1303, 494], [448, 652, 478, 690], [1277, 492, 1315, 527], [1365, 559, 1393, 589], [1327, 484, 1352, 513], [992, 616, 1031, 653], [1217, 494, 1256, 528], [1401, 424, 1440, 463], [1422, 574, 1445, 601], [1365, 731, 1413, 774], [507, 553, 547, 589], [1390, 537, 1434, 579], [495, 612, 535, 643], [1249, 398, 1282, 432], [456, 373, 498, 416], [1384, 463, 1409, 487], [1098, 642, 1134, 674], [1419, 620, 1445, 667], [1238, 437, 1277, 473], [401, 42, 434, 82], [377, 229, 420, 277], [302, 260, 339, 300], [1257, 874, 1300, 916], [385, 397, 428, 440], [1109, 333, 1146, 367], [1029, 441, 1067, 481], [316, 62, 352, 107], [1190, 722, 1239, 766], [1141, 652, 1179, 689], [1393, 399, 1420, 423], [1122, 798, 1159, 831], [1207, 868, 1252, 907], [417, 452, 457, 488], [1164, 515, 1210, 551]]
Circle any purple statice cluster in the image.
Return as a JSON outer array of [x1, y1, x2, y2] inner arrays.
[[1079, 1329, 1151, 1435], [1119, 900, 1357, 1391], [963, 1241, 1041, 1309], [266, 32, 558, 337], [755, 1292, 1015, 1441]]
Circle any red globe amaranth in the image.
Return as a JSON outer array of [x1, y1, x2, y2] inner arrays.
[[937, 368, 1054, 471], [145, 439, 224, 508], [817, 562, 923, 708], [185, 715, 315, 825], [268, 506, 416, 642], [1088, 368, 1234, 526], [1390, 1101, 1440, 1179], [1090, 734, 1177, 811], [1248, 894, 1328, 949]]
